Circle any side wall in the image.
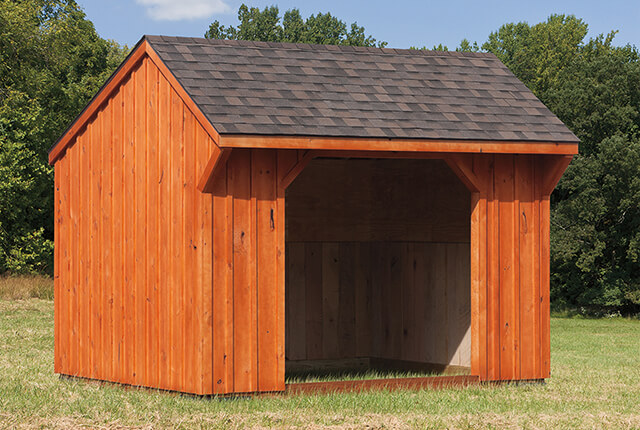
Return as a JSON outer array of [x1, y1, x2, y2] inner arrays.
[[466, 153, 557, 381], [209, 148, 298, 394], [54, 55, 216, 394], [285, 159, 471, 367]]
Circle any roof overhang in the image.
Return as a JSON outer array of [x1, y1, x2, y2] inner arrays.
[[197, 134, 578, 194], [49, 34, 578, 196]]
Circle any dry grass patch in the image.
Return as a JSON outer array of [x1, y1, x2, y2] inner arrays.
[[0, 274, 53, 300]]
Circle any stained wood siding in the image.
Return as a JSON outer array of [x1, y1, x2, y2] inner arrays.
[[52, 61, 565, 393], [54, 55, 216, 394], [465, 153, 554, 381], [209, 148, 297, 394]]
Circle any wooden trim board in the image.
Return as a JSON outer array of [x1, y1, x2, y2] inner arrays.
[[220, 135, 579, 155]]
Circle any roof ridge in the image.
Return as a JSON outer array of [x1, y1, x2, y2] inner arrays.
[[143, 34, 497, 59]]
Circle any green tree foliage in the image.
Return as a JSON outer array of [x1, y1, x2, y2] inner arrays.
[[485, 15, 640, 312], [483, 15, 588, 102], [546, 35, 640, 156], [205, 4, 386, 47], [552, 136, 640, 310], [0, 0, 127, 273], [410, 39, 479, 52]]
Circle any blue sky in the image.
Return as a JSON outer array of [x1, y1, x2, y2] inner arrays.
[[79, 0, 639, 49]]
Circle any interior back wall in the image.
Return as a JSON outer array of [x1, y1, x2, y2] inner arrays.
[[285, 159, 471, 367]]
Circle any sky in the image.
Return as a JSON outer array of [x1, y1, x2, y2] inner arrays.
[[78, 0, 640, 50]]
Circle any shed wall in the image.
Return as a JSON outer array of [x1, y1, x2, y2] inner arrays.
[[54, 55, 216, 394], [209, 148, 298, 394], [467, 153, 554, 381]]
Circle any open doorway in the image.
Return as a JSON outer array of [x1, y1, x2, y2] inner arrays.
[[284, 157, 471, 383]]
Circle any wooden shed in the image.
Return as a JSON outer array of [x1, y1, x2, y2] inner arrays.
[[49, 36, 579, 395]]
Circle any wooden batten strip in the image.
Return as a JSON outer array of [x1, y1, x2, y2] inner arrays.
[[54, 159, 61, 374]]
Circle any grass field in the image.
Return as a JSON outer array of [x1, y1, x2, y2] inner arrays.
[[1, 280, 639, 428]]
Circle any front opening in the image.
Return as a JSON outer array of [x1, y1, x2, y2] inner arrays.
[[284, 157, 471, 384]]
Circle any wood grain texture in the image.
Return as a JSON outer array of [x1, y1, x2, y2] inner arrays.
[[212, 161, 233, 394], [229, 149, 255, 393], [54, 151, 61, 374], [452, 153, 567, 382], [285, 242, 471, 367], [111, 87, 124, 383], [219, 134, 579, 155], [53, 56, 216, 394]]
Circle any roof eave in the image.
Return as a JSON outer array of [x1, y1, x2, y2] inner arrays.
[[217, 134, 580, 155]]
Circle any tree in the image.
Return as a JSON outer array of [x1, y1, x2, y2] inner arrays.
[[483, 15, 588, 102], [0, 0, 127, 273], [410, 39, 479, 52], [552, 135, 640, 312], [483, 15, 640, 312], [546, 34, 640, 156], [205, 4, 386, 47]]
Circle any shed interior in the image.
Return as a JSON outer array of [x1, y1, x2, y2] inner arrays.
[[284, 157, 471, 380]]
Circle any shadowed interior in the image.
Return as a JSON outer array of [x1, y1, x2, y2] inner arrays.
[[285, 158, 471, 380]]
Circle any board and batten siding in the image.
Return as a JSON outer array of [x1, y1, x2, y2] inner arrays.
[[54, 55, 217, 394], [52, 49, 570, 395], [465, 153, 559, 382]]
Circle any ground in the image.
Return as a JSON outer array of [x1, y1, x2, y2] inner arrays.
[[1, 279, 639, 429]]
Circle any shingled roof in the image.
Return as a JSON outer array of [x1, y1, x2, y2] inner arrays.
[[145, 35, 578, 143]]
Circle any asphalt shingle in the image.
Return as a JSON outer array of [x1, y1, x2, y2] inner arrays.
[[145, 35, 578, 143]]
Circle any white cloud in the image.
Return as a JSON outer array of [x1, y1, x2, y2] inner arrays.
[[136, 0, 231, 21]]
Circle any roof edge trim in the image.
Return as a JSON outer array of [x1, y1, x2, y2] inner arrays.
[[218, 135, 579, 155]]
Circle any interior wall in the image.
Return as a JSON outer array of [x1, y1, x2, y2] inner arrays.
[[285, 158, 471, 368]]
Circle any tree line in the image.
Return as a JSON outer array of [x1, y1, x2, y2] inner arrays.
[[2, 1, 639, 314]]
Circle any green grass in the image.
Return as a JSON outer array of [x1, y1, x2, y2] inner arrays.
[[285, 369, 445, 384], [1, 298, 640, 429]]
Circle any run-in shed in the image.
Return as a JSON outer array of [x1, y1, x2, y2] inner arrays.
[[49, 35, 578, 395]]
